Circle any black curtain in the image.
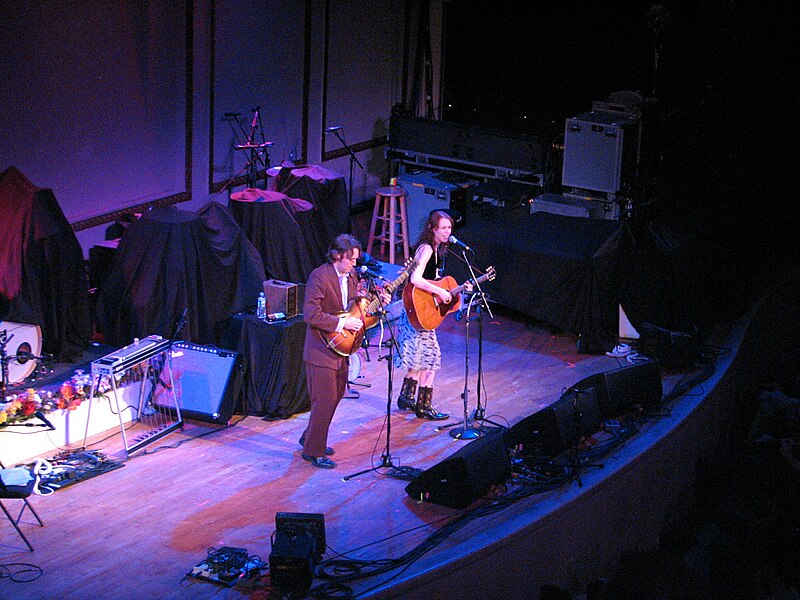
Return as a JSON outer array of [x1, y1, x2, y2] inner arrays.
[[0, 166, 91, 362], [95, 202, 265, 347]]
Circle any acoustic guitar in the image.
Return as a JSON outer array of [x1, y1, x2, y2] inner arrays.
[[320, 258, 416, 356], [402, 266, 496, 331]]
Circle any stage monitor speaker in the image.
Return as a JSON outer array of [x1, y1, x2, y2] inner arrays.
[[405, 431, 510, 509], [600, 359, 662, 416], [153, 342, 243, 424], [505, 388, 602, 457], [639, 323, 699, 368]]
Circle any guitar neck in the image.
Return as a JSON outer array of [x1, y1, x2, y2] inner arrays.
[[451, 272, 492, 296], [364, 264, 413, 313]]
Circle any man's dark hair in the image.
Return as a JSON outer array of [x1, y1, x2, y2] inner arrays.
[[326, 233, 362, 263]]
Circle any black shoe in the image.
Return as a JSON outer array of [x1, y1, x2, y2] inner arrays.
[[302, 454, 336, 469], [397, 377, 418, 411], [415, 407, 449, 420], [299, 436, 335, 456], [397, 395, 415, 411]]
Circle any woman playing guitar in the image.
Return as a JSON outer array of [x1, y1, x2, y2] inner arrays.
[[393, 210, 470, 420]]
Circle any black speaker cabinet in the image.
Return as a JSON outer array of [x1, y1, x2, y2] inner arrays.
[[405, 431, 511, 509], [505, 388, 602, 457], [600, 359, 662, 416], [153, 342, 244, 424]]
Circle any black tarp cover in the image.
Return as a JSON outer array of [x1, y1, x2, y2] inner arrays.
[[227, 164, 349, 285], [95, 202, 265, 347], [449, 210, 623, 352], [0, 166, 91, 361], [450, 208, 711, 353], [228, 188, 319, 285]]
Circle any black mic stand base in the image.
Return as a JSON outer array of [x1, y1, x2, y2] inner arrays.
[[448, 425, 482, 440], [342, 453, 393, 481]]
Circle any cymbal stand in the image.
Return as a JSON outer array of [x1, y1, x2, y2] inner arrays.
[[343, 283, 411, 481], [329, 127, 363, 232], [221, 106, 274, 191]]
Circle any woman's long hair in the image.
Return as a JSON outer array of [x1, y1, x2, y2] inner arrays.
[[413, 211, 453, 268], [416, 210, 452, 249]]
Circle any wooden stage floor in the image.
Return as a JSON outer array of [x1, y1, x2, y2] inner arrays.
[[2, 309, 639, 599]]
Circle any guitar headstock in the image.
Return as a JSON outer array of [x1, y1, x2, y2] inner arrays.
[[486, 266, 496, 281], [401, 257, 417, 273]]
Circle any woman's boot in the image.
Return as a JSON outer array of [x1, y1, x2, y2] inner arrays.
[[396, 377, 418, 411], [414, 386, 448, 420]]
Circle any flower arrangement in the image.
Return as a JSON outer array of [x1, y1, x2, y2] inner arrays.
[[0, 369, 120, 426]]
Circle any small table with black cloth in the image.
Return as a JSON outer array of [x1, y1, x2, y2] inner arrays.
[[223, 313, 309, 420]]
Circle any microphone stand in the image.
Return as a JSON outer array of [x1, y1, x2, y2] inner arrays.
[[467, 295, 503, 432], [0, 330, 12, 394], [330, 128, 363, 232], [565, 387, 604, 488], [343, 279, 411, 481], [439, 249, 497, 440]]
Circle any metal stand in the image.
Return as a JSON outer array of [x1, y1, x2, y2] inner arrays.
[[329, 127, 363, 232], [565, 388, 604, 487], [221, 106, 274, 191], [437, 250, 497, 440], [0, 329, 14, 395], [343, 282, 411, 481], [343, 352, 370, 400]]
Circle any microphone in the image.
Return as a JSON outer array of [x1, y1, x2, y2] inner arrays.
[[358, 265, 389, 282], [250, 107, 260, 130], [35, 410, 56, 431], [325, 126, 343, 133], [223, 112, 241, 117], [448, 235, 472, 252], [356, 250, 375, 267]]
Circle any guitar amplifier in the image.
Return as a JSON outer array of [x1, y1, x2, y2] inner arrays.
[[264, 279, 302, 318], [396, 170, 479, 242]]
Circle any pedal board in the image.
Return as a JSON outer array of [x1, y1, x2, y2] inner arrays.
[[188, 547, 261, 587], [35, 450, 125, 492]]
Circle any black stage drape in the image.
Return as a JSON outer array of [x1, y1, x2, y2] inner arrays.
[[449, 207, 716, 353], [228, 165, 348, 285], [0, 167, 91, 361], [449, 209, 622, 352], [95, 202, 265, 347], [228, 189, 318, 285], [223, 313, 308, 419], [274, 164, 349, 237]]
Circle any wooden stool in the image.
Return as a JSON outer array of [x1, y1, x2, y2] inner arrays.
[[366, 186, 410, 264]]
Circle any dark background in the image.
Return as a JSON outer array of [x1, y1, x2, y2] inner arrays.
[[440, 0, 800, 325]]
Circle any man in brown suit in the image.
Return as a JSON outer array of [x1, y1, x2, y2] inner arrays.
[[299, 234, 363, 469]]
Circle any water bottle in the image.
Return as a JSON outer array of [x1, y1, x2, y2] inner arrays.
[[257, 291, 267, 319]]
